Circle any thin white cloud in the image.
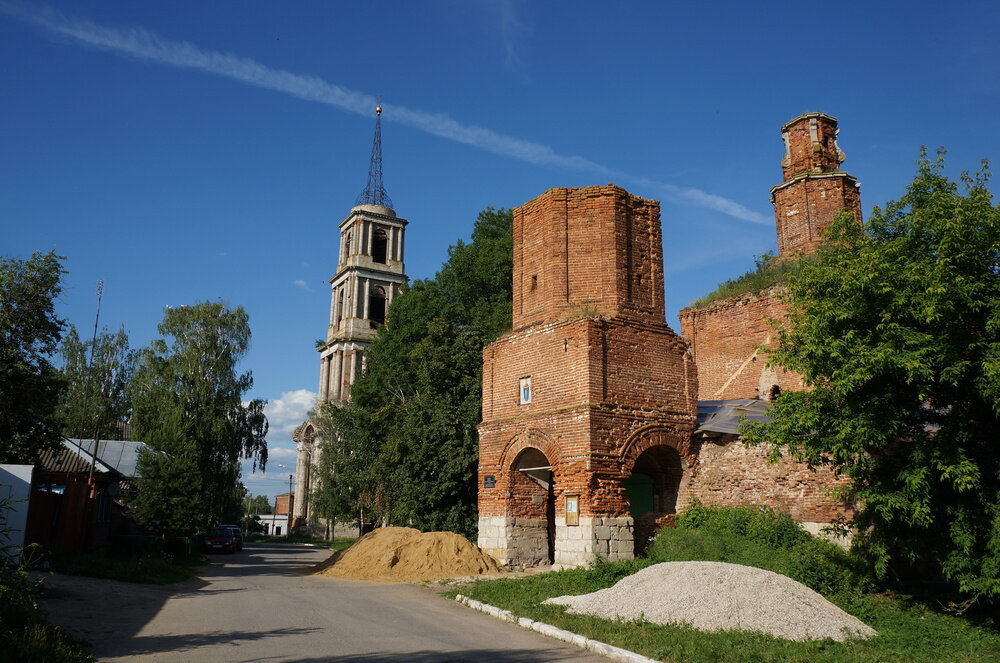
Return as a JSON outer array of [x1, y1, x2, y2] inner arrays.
[[497, 0, 530, 70], [2, 2, 768, 225], [292, 279, 311, 291]]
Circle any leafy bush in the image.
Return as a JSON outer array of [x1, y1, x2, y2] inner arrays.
[[673, 501, 812, 549], [1, 563, 93, 662], [648, 502, 871, 599]]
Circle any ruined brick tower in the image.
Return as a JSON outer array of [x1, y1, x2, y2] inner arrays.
[[772, 112, 862, 256], [679, 112, 863, 401], [477, 185, 697, 567]]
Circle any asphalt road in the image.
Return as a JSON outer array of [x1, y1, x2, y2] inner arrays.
[[40, 542, 611, 662]]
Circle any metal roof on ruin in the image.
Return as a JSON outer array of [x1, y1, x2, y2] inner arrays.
[[696, 399, 771, 435]]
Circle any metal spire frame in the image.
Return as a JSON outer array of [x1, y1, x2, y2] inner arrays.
[[355, 106, 393, 208]]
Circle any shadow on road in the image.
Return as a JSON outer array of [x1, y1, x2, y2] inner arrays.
[[106, 626, 323, 658], [266, 650, 588, 662]]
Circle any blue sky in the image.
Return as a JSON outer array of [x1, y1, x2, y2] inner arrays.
[[3, 1, 998, 500]]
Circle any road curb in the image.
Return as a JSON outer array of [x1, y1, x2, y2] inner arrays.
[[454, 594, 658, 663]]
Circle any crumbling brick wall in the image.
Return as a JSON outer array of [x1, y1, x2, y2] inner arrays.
[[678, 289, 803, 400]]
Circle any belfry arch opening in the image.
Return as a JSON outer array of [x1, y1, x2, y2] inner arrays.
[[511, 447, 555, 565], [624, 444, 682, 555], [368, 286, 386, 327], [372, 228, 388, 264]]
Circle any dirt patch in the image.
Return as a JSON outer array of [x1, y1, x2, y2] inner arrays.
[[314, 526, 501, 583]]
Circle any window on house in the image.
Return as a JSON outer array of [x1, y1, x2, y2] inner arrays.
[[368, 285, 387, 327], [530, 275, 538, 291], [372, 228, 388, 264], [344, 232, 352, 262], [519, 377, 532, 404]]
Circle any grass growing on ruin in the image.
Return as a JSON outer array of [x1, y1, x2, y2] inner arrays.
[[687, 251, 801, 309], [451, 505, 1000, 662]]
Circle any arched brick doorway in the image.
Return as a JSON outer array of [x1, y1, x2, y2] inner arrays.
[[624, 444, 683, 555], [510, 447, 555, 565]]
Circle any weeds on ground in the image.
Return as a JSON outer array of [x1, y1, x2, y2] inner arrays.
[[452, 503, 1000, 663], [1, 498, 94, 662]]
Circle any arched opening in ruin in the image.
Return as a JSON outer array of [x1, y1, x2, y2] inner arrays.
[[372, 228, 388, 264], [368, 285, 386, 327], [511, 447, 555, 565], [624, 444, 682, 556]]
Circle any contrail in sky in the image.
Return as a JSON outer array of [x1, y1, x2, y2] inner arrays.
[[3, 2, 770, 225]]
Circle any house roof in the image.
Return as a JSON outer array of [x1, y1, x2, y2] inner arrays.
[[696, 399, 771, 435], [38, 439, 155, 478], [37, 445, 98, 475], [66, 439, 151, 477]]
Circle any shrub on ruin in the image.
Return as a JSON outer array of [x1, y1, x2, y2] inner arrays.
[[742, 150, 1000, 601]]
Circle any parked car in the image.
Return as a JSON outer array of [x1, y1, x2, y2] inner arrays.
[[204, 528, 238, 554], [218, 524, 244, 551]]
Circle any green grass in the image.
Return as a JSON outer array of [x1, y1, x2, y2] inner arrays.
[[451, 504, 1000, 663], [688, 252, 801, 309], [48, 549, 201, 584]]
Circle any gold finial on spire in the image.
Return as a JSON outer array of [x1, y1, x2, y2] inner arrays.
[[376, 105, 382, 116]]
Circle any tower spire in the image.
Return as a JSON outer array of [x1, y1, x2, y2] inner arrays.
[[355, 105, 393, 209]]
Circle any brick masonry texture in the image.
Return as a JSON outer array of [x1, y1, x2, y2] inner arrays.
[[678, 289, 803, 400], [480, 115, 866, 565]]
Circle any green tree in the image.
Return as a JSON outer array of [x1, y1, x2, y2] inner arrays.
[[742, 151, 1000, 599], [58, 324, 136, 441], [245, 494, 273, 515], [0, 251, 66, 464], [130, 302, 268, 536], [312, 207, 513, 538]]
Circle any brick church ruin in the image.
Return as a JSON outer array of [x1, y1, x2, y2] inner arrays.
[[477, 112, 861, 567]]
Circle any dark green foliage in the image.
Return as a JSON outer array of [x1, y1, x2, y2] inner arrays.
[[741, 152, 1000, 600], [688, 251, 802, 309], [129, 302, 268, 536], [312, 207, 513, 538], [57, 325, 135, 441], [0, 251, 67, 464], [648, 502, 871, 599], [673, 500, 813, 549]]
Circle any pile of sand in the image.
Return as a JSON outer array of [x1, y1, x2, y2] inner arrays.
[[544, 561, 877, 642], [314, 526, 501, 582]]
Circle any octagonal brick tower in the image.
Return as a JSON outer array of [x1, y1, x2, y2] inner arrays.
[[477, 185, 697, 567], [771, 112, 862, 256]]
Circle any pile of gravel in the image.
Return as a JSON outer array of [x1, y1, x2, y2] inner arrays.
[[543, 561, 876, 642]]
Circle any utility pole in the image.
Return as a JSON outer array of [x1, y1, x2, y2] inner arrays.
[[86, 280, 105, 482], [287, 474, 293, 535]]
